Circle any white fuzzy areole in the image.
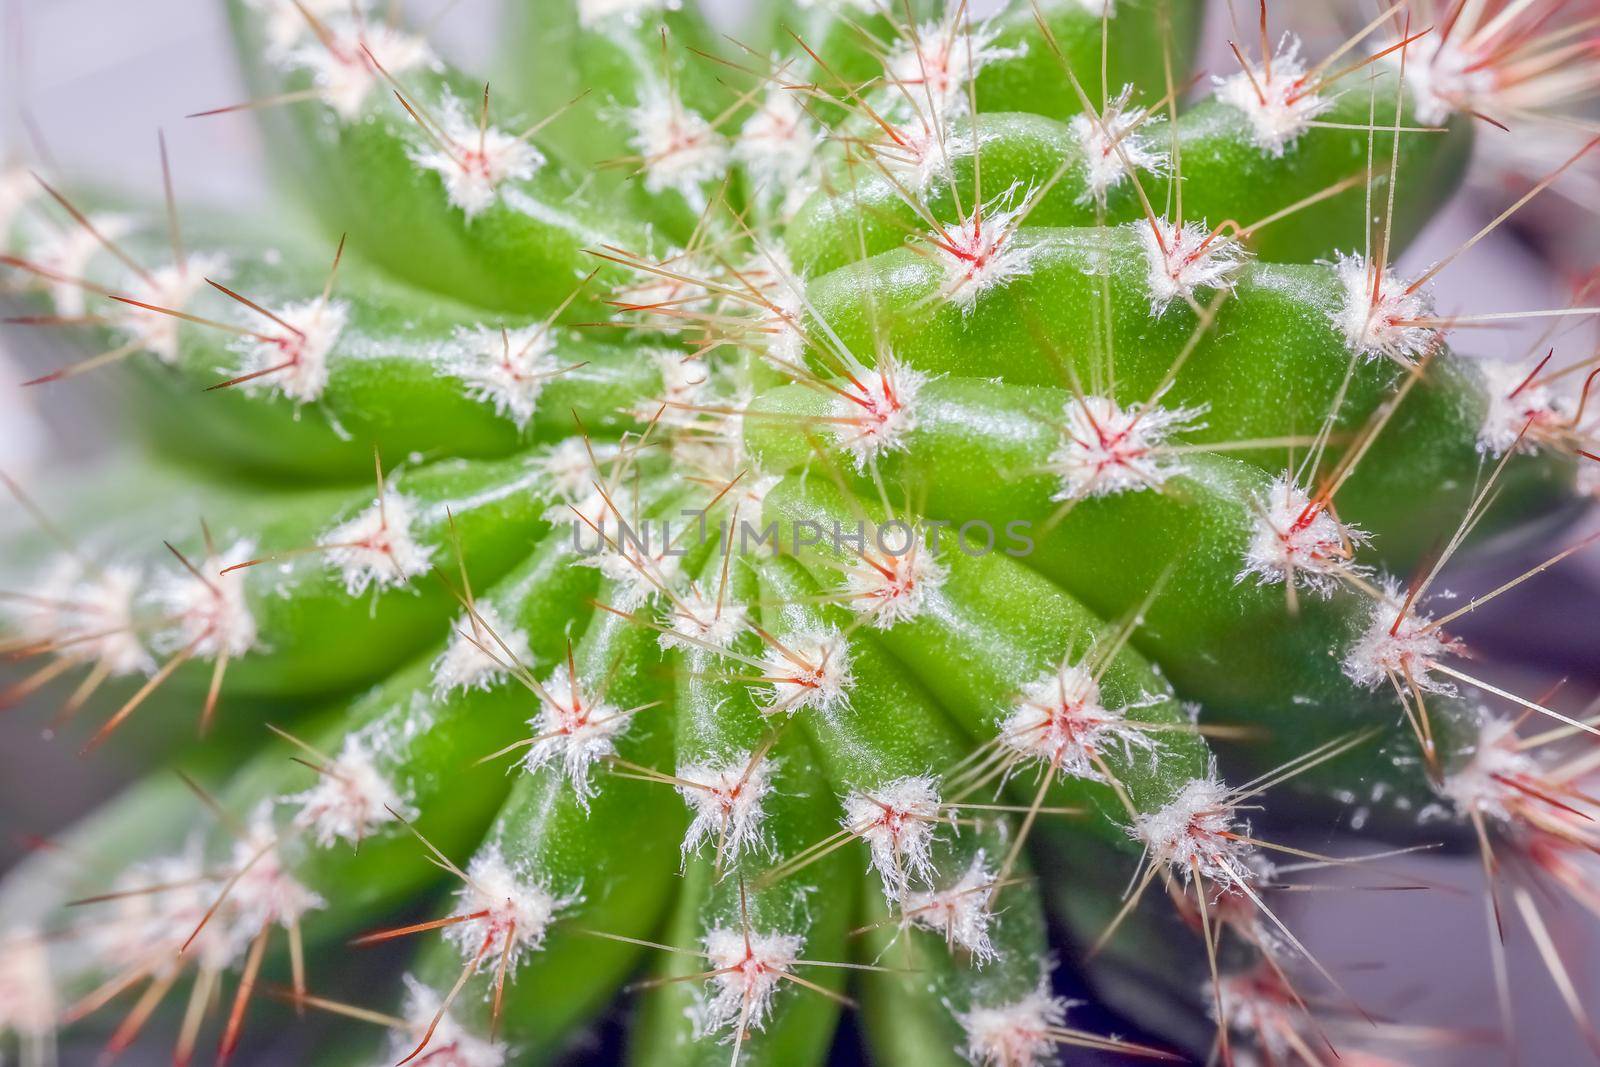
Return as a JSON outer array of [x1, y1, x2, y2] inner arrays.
[[445, 848, 570, 976], [1138, 217, 1250, 314], [843, 537, 946, 629], [1332, 253, 1436, 365], [287, 734, 412, 847], [89, 852, 236, 975], [288, 22, 431, 120], [737, 88, 817, 197], [1002, 662, 1158, 782], [0, 928, 56, 1041], [225, 808, 326, 948], [628, 93, 729, 208], [17, 558, 153, 677], [148, 540, 259, 661], [676, 754, 775, 865], [1238, 477, 1370, 595], [539, 437, 619, 504], [1213, 36, 1333, 156], [885, 14, 1022, 120], [392, 975, 508, 1067], [1049, 392, 1204, 499], [759, 627, 853, 716], [832, 354, 928, 471], [1476, 356, 1575, 456], [957, 984, 1071, 1067], [635, 349, 710, 429], [32, 214, 132, 317], [435, 603, 533, 693], [522, 662, 630, 804], [319, 490, 434, 596], [872, 117, 959, 190], [246, 0, 356, 56], [1439, 717, 1540, 825], [410, 98, 544, 218], [1341, 579, 1462, 694], [578, 0, 678, 28], [660, 586, 748, 653], [115, 253, 229, 364], [231, 298, 348, 404], [1071, 85, 1167, 206], [1133, 775, 1253, 885], [903, 851, 998, 960], [934, 187, 1038, 310], [579, 532, 684, 612], [696, 926, 804, 1038], [445, 324, 564, 429], [844, 775, 945, 899], [1400, 34, 1498, 127]]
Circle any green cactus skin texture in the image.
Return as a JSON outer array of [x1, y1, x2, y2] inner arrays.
[[4, 1, 1600, 1066]]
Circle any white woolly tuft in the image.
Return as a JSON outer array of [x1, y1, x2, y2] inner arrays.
[[1476, 356, 1576, 456], [696, 926, 803, 1038], [392, 976, 507, 1067], [443, 324, 565, 429], [115, 253, 229, 364], [0, 928, 56, 1043], [230, 298, 349, 404], [1133, 774, 1253, 885], [844, 775, 946, 900], [445, 847, 572, 976], [13, 557, 153, 677], [902, 852, 998, 960], [871, 118, 959, 189], [577, 534, 684, 612], [148, 540, 259, 661], [759, 627, 853, 716], [32, 214, 131, 317], [246, 0, 357, 57], [660, 586, 748, 653], [287, 22, 431, 121], [1048, 392, 1205, 499], [843, 538, 946, 630], [88, 851, 236, 974], [1332, 252, 1436, 365], [1398, 35, 1498, 127], [409, 97, 544, 218], [1001, 662, 1159, 783], [434, 603, 532, 693], [1341, 578, 1463, 694], [1439, 716, 1540, 824], [521, 661, 630, 805], [628, 93, 729, 209], [319, 490, 434, 596], [578, 0, 678, 28], [286, 734, 412, 848], [1138, 218, 1250, 314], [1213, 36, 1333, 156], [885, 14, 1022, 120], [634, 349, 710, 429], [225, 807, 326, 947], [934, 186, 1038, 309], [539, 437, 618, 503], [1071, 86, 1167, 206], [737, 88, 818, 202], [676, 754, 776, 865], [833, 354, 928, 471], [1238, 476, 1370, 595], [957, 984, 1072, 1067]]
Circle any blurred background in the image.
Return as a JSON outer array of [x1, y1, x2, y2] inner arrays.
[[2, 1, 1598, 1063]]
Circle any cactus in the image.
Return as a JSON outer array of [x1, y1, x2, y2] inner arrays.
[[2, 1, 1599, 1064]]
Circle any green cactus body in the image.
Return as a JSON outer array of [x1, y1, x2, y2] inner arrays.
[[3, 2, 1599, 1066]]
